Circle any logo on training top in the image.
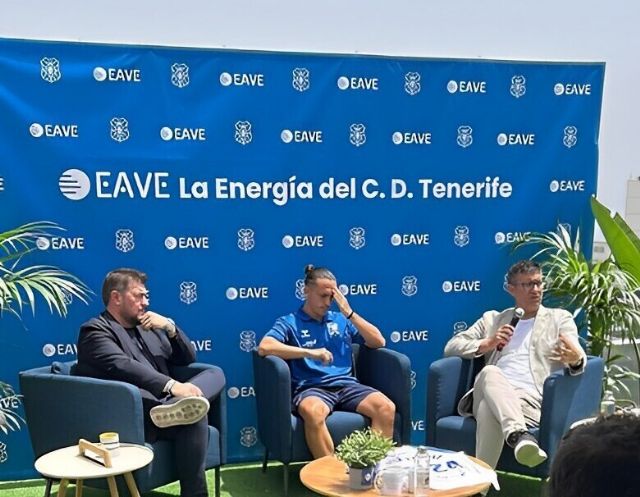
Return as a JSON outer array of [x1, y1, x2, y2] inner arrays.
[[447, 80, 486, 94], [40, 57, 61, 83], [338, 282, 378, 297], [160, 126, 206, 141], [456, 125, 473, 148], [349, 123, 366, 147], [0, 442, 7, 463], [453, 321, 468, 334], [494, 231, 531, 244], [510, 75, 526, 98], [549, 179, 585, 193], [563, 126, 578, 148], [240, 426, 258, 447], [327, 322, 340, 337], [292, 67, 310, 92], [93, 66, 141, 83], [349, 227, 366, 250], [171, 63, 190, 88], [219, 72, 264, 87], [115, 229, 135, 253], [237, 228, 255, 251], [110, 117, 130, 142], [179, 281, 198, 304], [554, 82, 592, 96], [239, 330, 256, 352], [59, 169, 91, 200], [404, 72, 421, 96], [281, 234, 324, 249], [29, 122, 79, 139], [234, 121, 252, 145], [453, 226, 470, 247], [295, 279, 305, 301], [401, 276, 418, 297]]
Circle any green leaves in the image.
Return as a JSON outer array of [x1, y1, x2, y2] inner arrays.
[[335, 427, 395, 469], [0, 221, 91, 317]]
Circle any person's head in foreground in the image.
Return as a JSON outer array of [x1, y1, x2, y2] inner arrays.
[[549, 413, 640, 497]]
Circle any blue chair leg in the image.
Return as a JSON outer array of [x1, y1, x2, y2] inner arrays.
[[214, 467, 220, 497], [43, 478, 53, 497]]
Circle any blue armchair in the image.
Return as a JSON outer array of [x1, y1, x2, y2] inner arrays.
[[19, 361, 226, 497], [426, 355, 603, 478], [252, 344, 412, 496]]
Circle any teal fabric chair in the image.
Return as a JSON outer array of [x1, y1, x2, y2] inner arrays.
[[426, 355, 604, 478], [252, 344, 412, 496], [19, 361, 226, 497]]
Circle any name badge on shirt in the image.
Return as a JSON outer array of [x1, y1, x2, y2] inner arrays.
[[327, 322, 340, 337]]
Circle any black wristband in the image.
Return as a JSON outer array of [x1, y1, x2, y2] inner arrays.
[[346, 310, 354, 320]]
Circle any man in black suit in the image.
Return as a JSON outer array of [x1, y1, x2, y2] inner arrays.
[[77, 268, 223, 497]]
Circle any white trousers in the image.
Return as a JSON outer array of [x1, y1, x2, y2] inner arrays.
[[472, 365, 542, 468]]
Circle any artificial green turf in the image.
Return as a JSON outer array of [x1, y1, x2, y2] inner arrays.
[[0, 463, 544, 497]]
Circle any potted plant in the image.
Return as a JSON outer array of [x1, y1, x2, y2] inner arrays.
[[515, 222, 640, 401], [335, 427, 395, 489], [0, 221, 91, 433]]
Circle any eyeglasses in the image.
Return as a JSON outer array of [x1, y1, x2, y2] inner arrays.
[[511, 280, 544, 290]]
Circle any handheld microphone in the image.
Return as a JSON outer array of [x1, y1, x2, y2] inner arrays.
[[497, 307, 525, 352]]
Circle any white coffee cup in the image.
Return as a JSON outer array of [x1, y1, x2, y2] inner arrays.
[[99, 432, 120, 456], [374, 464, 407, 496]]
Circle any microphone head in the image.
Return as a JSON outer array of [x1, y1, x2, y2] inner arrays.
[[514, 307, 525, 319]]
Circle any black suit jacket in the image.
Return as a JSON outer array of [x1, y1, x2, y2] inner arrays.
[[76, 311, 196, 398]]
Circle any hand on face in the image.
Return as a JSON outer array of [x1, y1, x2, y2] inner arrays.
[[331, 283, 353, 318], [139, 311, 170, 331]]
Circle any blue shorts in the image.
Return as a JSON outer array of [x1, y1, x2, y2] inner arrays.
[[292, 383, 378, 413]]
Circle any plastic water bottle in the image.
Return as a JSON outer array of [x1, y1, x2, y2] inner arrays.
[[413, 445, 430, 496], [600, 390, 616, 416]]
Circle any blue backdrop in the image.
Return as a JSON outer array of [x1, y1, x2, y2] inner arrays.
[[0, 37, 603, 478]]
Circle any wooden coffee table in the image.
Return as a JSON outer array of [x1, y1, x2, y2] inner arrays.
[[35, 442, 154, 497], [300, 455, 491, 497]]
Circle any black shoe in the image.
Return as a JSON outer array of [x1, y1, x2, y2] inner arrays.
[[507, 431, 547, 468]]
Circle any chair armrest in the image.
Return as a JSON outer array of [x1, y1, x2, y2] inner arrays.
[[252, 350, 294, 454], [19, 369, 145, 458], [538, 356, 604, 455], [171, 362, 227, 464], [356, 347, 412, 444], [426, 357, 473, 445]]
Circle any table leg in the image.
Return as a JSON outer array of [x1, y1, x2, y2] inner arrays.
[[75, 479, 83, 497], [106, 476, 120, 497], [57, 479, 69, 497], [123, 472, 141, 497]]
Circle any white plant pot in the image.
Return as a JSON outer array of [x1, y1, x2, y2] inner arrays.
[[348, 466, 376, 489]]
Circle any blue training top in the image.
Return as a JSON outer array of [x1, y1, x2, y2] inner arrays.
[[264, 306, 364, 395]]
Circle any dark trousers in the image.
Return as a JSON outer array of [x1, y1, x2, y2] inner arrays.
[[139, 369, 225, 497]]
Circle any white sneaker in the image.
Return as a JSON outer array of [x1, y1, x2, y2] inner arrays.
[[513, 433, 548, 468], [150, 396, 210, 428]]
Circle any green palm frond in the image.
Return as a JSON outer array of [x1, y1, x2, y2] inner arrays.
[[0, 221, 92, 317], [515, 224, 640, 398]]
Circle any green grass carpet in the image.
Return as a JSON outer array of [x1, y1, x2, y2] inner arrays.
[[0, 462, 544, 497]]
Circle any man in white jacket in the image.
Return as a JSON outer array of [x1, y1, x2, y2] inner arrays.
[[444, 260, 586, 469]]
